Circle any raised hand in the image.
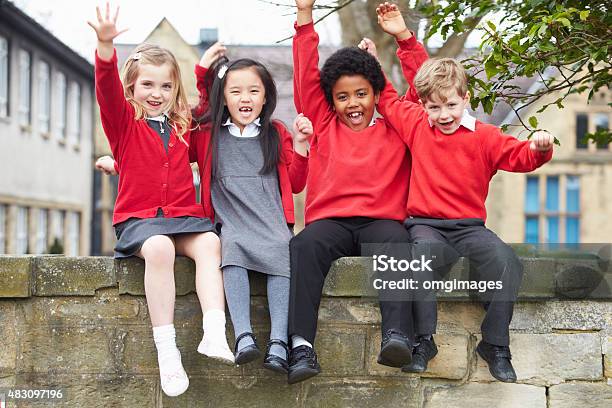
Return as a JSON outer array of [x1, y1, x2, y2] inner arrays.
[[95, 155, 118, 176], [199, 42, 227, 69], [295, 0, 316, 10], [87, 2, 128, 44], [376, 2, 412, 40], [529, 131, 555, 151], [358, 38, 379, 62], [293, 113, 314, 143]]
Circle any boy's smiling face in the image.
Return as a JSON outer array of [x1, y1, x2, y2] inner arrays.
[[422, 89, 470, 134], [332, 74, 379, 131]]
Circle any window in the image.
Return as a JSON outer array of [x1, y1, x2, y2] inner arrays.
[[594, 113, 609, 150], [524, 175, 580, 244], [68, 82, 81, 144], [0, 204, 6, 253], [55, 72, 67, 140], [38, 61, 51, 134], [0, 36, 8, 118], [68, 212, 80, 256], [35, 208, 48, 254], [18, 49, 31, 127], [16, 206, 29, 254], [51, 209, 65, 253], [575, 113, 588, 149]]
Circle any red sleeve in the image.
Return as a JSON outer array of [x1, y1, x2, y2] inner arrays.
[[275, 122, 308, 193], [377, 77, 425, 148], [95, 49, 133, 155], [293, 22, 334, 130], [193, 64, 210, 119], [484, 125, 553, 172], [396, 35, 429, 103], [113, 160, 120, 174]]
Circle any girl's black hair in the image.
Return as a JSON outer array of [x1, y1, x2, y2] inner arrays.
[[197, 57, 281, 176]]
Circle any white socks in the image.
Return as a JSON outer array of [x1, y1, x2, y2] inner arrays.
[[292, 335, 313, 349], [198, 309, 235, 364], [153, 324, 189, 397]]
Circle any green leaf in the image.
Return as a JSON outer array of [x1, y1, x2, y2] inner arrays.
[[528, 116, 539, 128], [486, 21, 497, 31], [557, 17, 571, 28], [579, 10, 589, 21]]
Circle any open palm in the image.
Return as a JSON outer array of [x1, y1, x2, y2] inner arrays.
[[87, 3, 127, 43], [376, 3, 407, 36]]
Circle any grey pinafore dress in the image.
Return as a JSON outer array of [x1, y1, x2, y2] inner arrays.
[[211, 126, 292, 277]]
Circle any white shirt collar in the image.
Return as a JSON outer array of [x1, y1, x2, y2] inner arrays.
[[222, 117, 261, 138], [427, 109, 476, 132], [147, 114, 167, 123]]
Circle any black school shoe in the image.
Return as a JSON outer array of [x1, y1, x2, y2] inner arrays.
[[263, 339, 289, 374], [377, 329, 412, 368], [402, 335, 438, 373], [476, 340, 517, 383], [234, 332, 261, 365], [287, 345, 321, 384]]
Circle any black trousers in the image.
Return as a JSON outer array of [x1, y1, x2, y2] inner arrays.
[[405, 218, 523, 347], [288, 217, 414, 345]]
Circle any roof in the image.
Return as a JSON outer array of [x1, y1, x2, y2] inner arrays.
[[0, 0, 93, 79]]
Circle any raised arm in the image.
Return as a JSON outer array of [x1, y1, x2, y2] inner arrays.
[[486, 127, 554, 172], [376, 2, 428, 103], [293, 0, 334, 128], [193, 42, 226, 118], [87, 3, 131, 153], [377, 77, 425, 148], [275, 116, 311, 194]]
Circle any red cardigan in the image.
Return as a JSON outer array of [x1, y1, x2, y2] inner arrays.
[[191, 65, 308, 225], [377, 80, 553, 222], [293, 22, 424, 225], [95, 50, 204, 225]]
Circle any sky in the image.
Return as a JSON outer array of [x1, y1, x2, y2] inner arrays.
[[13, 0, 342, 61]]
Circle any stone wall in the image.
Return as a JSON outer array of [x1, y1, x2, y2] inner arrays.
[[0, 255, 610, 407]]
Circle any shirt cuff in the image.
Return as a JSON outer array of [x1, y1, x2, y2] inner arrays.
[[194, 64, 208, 78]]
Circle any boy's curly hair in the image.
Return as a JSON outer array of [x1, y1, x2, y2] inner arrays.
[[320, 47, 386, 106]]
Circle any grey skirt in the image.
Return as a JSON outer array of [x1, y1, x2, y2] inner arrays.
[[114, 210, 217, 258]]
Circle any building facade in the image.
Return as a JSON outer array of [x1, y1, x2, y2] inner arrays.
[[0, 0, 94, 255]]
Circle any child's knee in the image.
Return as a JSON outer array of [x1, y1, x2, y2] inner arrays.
[[141, 235, 175, 265], [194, 232, 221, 257]]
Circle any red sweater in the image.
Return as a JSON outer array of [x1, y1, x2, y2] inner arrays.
[[95, 50, 204, 225], [377, 82, 553, 222], [190, 65, 308, 225], [293, 22, 424, 224]]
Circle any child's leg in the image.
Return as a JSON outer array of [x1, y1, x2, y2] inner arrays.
[[174, 232, 233, 363], [267, 274, 290, 359], [138, 235, 188, 397], [222, 265, 254, 350]]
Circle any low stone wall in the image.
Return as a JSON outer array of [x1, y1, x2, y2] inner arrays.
[[0, 255, 610, 407]]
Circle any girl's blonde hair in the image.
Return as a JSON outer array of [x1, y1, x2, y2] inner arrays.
[[120, 43, 191, 142], [414, 58, 468, 103]]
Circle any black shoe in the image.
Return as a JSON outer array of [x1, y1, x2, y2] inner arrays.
[[377, 329, 412, 368], [263, 339, 289, 374], [234, 332, 261, 365], [402, 335, 438, 373], [287, 345, 321, 384], [476, 340, 517, 383]]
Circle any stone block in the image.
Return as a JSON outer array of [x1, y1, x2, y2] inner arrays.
[[324, 257, 371, 297], [304, 378, 422, 408], [0, 302, 17, 374], [472, 333, 602, 385], [510, 300, 611, 332], [117, 256, 196, 296], [548, 382, 612, 408], [162, 376, 297, 408], [318, 298, 381, 325], [34, 256, 115, 296], [517, 258, 557, 299], [17, 326, 122, 374], [605, 336, 611, 379], [366, 328, 469, 379], [424, 383, 546, 407], [0, 256, 32, 297], [315, 326, 367, 376]]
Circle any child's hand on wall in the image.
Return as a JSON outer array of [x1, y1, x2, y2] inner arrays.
[[95, 156, 118, 176], [199, 42, 227, 69], [530, 131, 555, 151], [376, 2, 412, 41], [358, 38, 379, 62]]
